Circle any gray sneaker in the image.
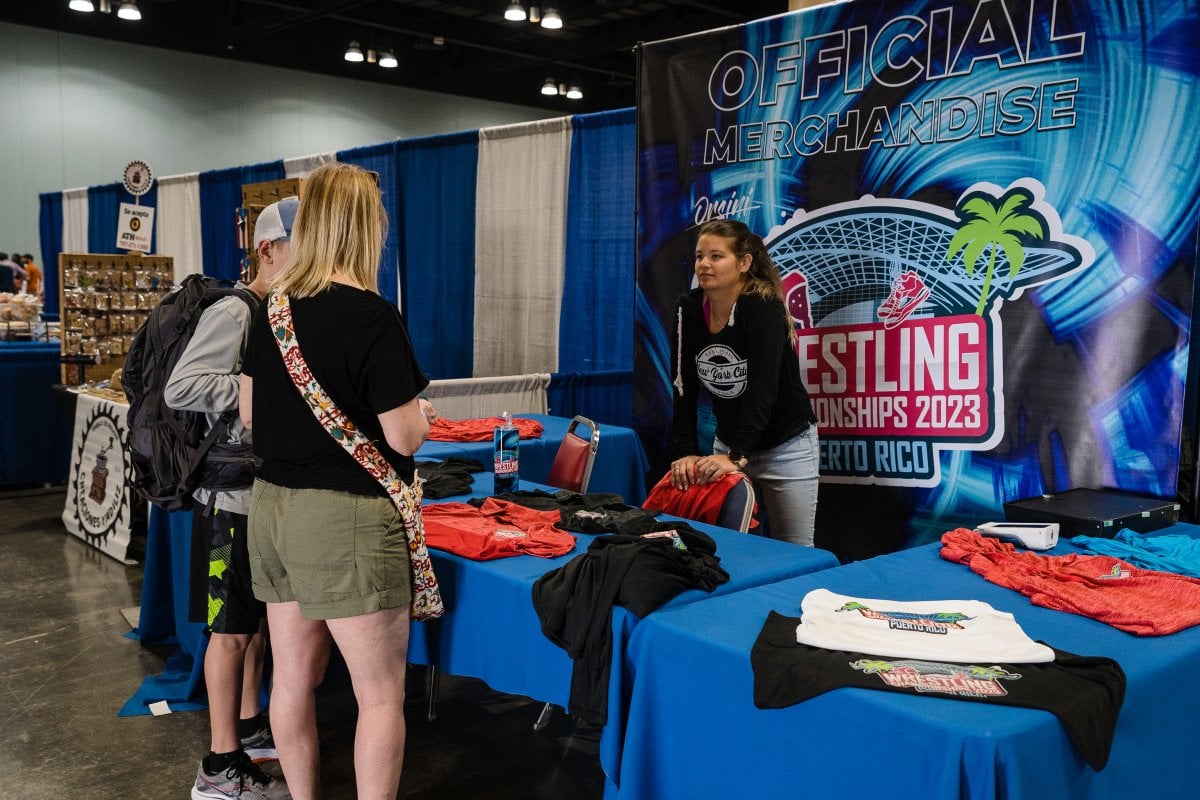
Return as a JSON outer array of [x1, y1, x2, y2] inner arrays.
[[191, 753, 291, 800], [240, 723, 279, 763]]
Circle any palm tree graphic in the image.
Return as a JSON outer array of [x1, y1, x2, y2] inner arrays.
[[946, 189, 1047, 315]]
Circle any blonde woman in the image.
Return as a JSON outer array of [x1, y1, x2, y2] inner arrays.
[[239, 162, 429, 800], [669, 218, 819, 546]]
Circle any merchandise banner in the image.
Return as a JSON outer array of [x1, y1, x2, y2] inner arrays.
[[62, 392, 138, 563], [634, 0, 1200, 556]]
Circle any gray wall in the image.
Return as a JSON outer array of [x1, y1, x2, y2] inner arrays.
[[0, 21, 552, 262]]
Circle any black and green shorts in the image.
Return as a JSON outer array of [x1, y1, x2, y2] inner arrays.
[[189, 503, 267, 635]]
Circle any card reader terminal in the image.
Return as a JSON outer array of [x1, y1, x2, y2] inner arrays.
[[975, 521, 1059, 550]]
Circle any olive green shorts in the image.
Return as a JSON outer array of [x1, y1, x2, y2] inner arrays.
[[248, 479, 413, 620]]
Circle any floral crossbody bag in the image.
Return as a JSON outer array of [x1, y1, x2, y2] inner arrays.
[[266, 289, 444, 620]]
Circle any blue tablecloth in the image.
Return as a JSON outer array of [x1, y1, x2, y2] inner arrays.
[[408, 473, 840, 794], [120, 505, 207, 716], [611, 532, 1200, 800], [418, 412, 649, 503], [0, 341, 70, 486]]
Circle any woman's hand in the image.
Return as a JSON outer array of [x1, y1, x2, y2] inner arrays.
[[670, 455, 701, 490], [418, 397, 439, 423], [672, 453, 743, 489], [693, 453, 741, 485]]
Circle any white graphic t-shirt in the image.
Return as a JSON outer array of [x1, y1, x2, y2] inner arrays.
[[794, 588, 1055, 663]]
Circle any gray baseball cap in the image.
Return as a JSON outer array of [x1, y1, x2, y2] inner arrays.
[[253, 195, 299, 247]]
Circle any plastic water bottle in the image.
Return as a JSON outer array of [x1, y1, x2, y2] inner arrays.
[[493, 412, 519, 494]]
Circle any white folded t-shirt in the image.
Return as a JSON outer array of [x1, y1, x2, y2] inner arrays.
[[794, 588, 1055, 663]]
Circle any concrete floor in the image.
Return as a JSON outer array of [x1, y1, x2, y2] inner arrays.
[[0, 486, 603, 799]]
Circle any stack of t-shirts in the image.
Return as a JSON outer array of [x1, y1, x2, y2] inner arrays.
[[751, 589, 1126, 770], [415, 457, 486, 499], [422, 497, 576, 560], [533, 524, 730, 724], [941, 527, 1200, 635], [426, 416, 543, 442], [483, 488, 661, 535]]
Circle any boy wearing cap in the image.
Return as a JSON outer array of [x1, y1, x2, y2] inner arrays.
[[166, 197, 299, 800]]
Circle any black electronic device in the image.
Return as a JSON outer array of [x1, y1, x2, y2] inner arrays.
[[1004, 488, 1179, 538]]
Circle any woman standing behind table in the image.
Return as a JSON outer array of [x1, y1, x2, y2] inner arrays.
[[238, 162, 430, 800], [669, 218, 820, 546]]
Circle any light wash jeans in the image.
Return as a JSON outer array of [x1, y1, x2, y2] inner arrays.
[[716, 425, 819, 546]]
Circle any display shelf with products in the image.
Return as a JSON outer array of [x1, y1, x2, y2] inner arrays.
[[58, 253, 174, 386], [239, 177, 305, 281]]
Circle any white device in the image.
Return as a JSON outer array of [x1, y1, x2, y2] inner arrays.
[[975, 521, 1059, 550]]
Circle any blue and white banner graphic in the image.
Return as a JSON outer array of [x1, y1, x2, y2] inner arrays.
[[634, 0, 1200, 551]]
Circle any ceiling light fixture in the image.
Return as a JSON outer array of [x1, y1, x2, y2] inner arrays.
[[379, 50, 398, 68], [68, 0, 95, 11], [507, 2, 563, 29], [504, 1, 526, 21], [116, 1, 141, 20], [541, 78, 582, 100], [366, 48, 378, 64], [344, 41, 364, 62]]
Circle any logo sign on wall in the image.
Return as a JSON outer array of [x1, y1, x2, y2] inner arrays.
[[634, 0, 1200, 547], [123, 160, 154, 196], [62, 395, 136, 563]]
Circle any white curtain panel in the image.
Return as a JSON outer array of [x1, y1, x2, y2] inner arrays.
[[284, 152, 336, 179], [61, 187, 89, 254], [422, 373, 551, 420], [155, 173, 204, 282], [473, 116, 571, 377]]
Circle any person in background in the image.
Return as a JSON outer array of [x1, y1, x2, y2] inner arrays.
[[0, 252, 24, 291], [20, 255, 42, 296], [239, 162, 431, 800], [166, 198, 300, 800], [669, 218, 820, 546], [0, 255, 13, 294]]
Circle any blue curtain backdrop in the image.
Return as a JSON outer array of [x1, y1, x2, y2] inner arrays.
[[199, 161, 285, 282], [87, 181, 159, 256], [396, 131, 478, 379], [560, 108, 636, 373], [547, 369, 634, 427], [337, 143, 401, 306], [38, 192, 64, 319]]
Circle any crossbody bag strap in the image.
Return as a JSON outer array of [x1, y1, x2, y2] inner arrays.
[[265, 289, 443, 621]]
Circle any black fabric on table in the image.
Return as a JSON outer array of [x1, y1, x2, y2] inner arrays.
[[532, 523, 730, 724], [750, 610, 1126, 771]]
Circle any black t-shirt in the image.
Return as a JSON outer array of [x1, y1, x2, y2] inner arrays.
[[243, 284, 429, 495]]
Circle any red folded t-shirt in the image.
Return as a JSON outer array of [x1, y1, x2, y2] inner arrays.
[[941, 527, 1200, 635], [426, 416, 544, 442], [422, 498, 575, 560]]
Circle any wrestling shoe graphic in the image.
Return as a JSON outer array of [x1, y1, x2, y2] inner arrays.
[[877, 270, 930, 329], [782, 271, 813, 330]]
